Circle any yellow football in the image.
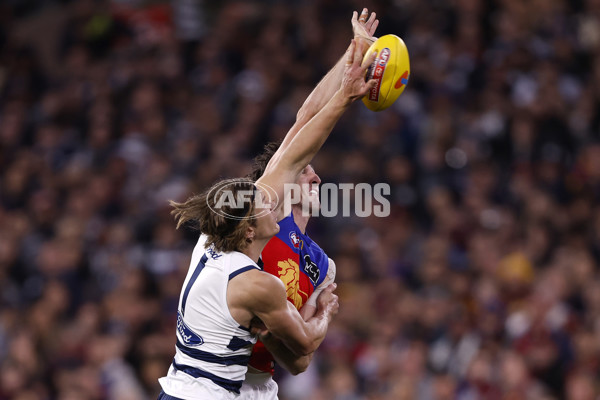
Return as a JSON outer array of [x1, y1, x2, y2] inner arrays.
[[362, 34, 410, 112]]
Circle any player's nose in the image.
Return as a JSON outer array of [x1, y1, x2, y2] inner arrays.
[[312, 173, 321, 186]]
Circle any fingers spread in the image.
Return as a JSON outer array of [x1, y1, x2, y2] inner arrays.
[[361, 49, 377, 69], [366, 11, 376, 26], [359, 8, 368, 21], [370, 19, 379, 36]]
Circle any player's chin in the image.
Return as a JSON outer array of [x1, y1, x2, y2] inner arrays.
[[308, 199, 321, 215]]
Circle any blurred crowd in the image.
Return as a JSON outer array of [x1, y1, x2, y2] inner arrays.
[[1, 0, 600, 399]]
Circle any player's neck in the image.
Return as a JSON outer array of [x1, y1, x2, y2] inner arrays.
[[292, 207, 309, 234], [242, 239, 269, 264]]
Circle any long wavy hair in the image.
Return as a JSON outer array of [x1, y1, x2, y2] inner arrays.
[[170, 178, 257, 252]]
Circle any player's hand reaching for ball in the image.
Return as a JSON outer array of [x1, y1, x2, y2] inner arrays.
[[340, 39, 377, 102], [352, 8, 379, 45], [316, 283, 339, 322]]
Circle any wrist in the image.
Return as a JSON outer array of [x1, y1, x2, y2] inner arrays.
[[334, 89, 353, 107], [355, 35, 375, 45], [316, 305, 333, 322]]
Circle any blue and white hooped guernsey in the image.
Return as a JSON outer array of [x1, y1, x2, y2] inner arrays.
[[159, 235, 261, 400]]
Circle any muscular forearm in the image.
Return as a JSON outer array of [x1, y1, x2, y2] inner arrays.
[[278, 45, 350, 154], [259, 302, 319, 374], [272, 301, 332, 357], [260, 333, 314, 375], [277, 89, 351, 173], [296, 56, 348, 127], [296, 306, 332, 355]]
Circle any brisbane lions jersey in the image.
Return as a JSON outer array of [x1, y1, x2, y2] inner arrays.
[[248, 213, 330, 374]]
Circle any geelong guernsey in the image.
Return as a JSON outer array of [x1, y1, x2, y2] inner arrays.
[[159, 236, 261, 399]]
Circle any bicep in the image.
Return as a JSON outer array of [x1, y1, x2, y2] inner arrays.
[[248, 276, 313, 356]]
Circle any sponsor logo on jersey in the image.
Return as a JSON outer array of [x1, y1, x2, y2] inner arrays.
[[206, 245, 222, 259], [303, 254, 320, 284], [177, 311, 204, 346]]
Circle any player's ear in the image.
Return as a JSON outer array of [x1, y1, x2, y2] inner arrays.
[[246, 226, 256, 243]]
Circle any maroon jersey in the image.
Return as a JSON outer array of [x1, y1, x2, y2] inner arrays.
[[248, 214, 330, 373]]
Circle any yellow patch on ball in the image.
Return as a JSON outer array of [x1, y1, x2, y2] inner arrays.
[[362, 34, 410, 112]]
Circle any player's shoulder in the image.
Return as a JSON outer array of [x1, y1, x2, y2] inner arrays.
[[303, 232, 328, 262], [326, 257, 336, 281], [203, 249, 262, 278], [231, 267, 286, 305], [226, 251, 264, 275], [244, 268, 283, 287], [328, 257, 336, 272], [227, 250, 255, 265]]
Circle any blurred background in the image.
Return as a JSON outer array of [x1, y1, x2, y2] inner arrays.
[[1, 0, 600, 399]]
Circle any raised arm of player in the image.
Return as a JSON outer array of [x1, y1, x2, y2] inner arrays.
[[257, 39, 377, 212], [278, 9, 379, 155]]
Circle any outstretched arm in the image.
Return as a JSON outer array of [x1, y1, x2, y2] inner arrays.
[[256, 39, 376, 207], [278, 8, 379, 154]]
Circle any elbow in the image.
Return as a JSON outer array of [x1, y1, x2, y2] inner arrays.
[[288, 359, 310, 375], [287, 351, 314, 375]]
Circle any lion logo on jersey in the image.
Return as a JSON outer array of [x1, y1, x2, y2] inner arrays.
[[277, 259, 308, 309]]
